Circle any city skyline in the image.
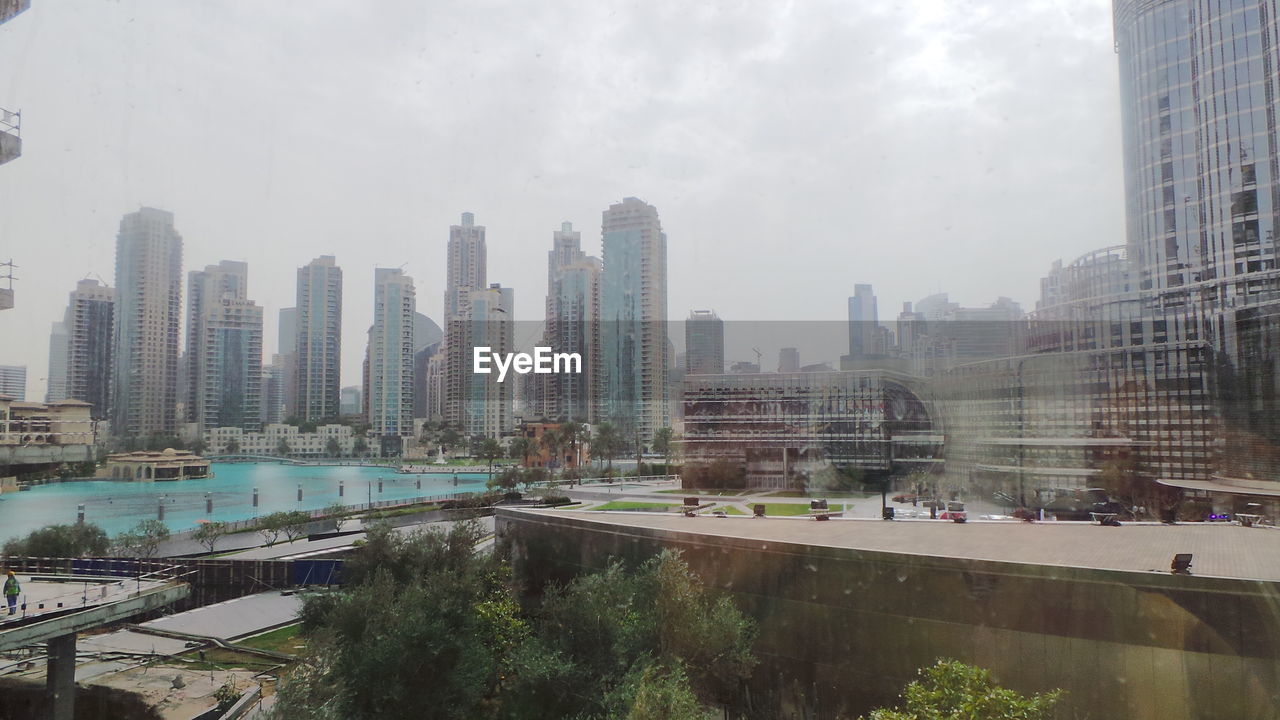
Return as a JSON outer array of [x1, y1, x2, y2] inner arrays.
[[0, 1, 1126, 400]]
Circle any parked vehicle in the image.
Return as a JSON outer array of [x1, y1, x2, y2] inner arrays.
[[938, 501, 967, 522]]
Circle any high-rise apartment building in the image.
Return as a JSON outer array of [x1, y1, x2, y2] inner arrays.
[[111, 207, 182, 437], [598, 198, 669, 444], [261, 357, 286, 426], [463, 283, 514, 438], [0, 365, 26, 400], [196, 297, 263, 431], [540, 221, 599, 422], [295, 256, 343, 422], [277, 307, 298, 418], [778, 347, 800, 373], [45, 321, 68, 402], [185, 260, 248, 423], [600, 198, 669, 445], [58, 279, 115, 419], [847, 284, 879, 358], [442, 213, 487, 428], [368, 268, 416, 437], [685, 310, 724, 375]]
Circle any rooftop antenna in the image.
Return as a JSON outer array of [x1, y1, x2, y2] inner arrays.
[[0, 259, 16, 288]]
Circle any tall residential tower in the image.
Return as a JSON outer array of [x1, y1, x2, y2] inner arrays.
[[295, 256, 343, 422], [111, 208, 182, 437]]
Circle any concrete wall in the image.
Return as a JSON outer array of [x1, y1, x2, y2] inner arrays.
[[498, 509, 1280, 720]]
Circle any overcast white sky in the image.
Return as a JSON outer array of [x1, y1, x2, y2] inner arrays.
[[0, 0, 1124, 399]]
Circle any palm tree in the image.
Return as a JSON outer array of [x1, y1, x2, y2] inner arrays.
[[561, 421, 584, 469], [541, 427, 564, 477], [325, 437, 342, 458], [509, 436, 533, 466], [479, 438, 503, 479], [652, 427, 675, 475], [593, 422, 620, 476]]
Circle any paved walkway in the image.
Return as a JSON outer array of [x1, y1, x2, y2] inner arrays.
[[516, 508, 1280, 582]]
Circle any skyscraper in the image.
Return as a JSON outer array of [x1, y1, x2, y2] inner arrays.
[[1114, 0, 1280, 487], [368, 268, 416, 437], [541, 221, 599, 422], [685, 310, 724, 375], [0, 365, 25, 400], [45, 321, 68, 402], [60, 279, 114, 419], [847, 283, 878, 358], [111, 207, 182, 438], [464, 283, 514, 438], [196, 296, 263, 431], [599, 197, 669, 445], [442, 213, 487, 429], [277, 307, 298, 418], [185, 260, 248, 423], [295, 256, 343, 422]]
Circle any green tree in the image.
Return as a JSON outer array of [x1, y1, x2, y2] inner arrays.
[[652, 427, 675, 475], [592, 422, 621, 475], [504, 550, 755, 718], [281, 510, 312, 543], [258, 512, 286, 546], [863, 659, 1061, 720], [193, 521, 228, 553], [116, 519, 170, 559], [272, 521, 518, 720], [325, 437, 342, 458], [2, 523, 109, 557], [325, 502, 350, 532], [353, 437, 370, 457], [277, 439, 293, 457], [508, 436, 534, 466], [479, 438, 503, 479], [224, 439, 241, 455], [540, 427, 564, 476]]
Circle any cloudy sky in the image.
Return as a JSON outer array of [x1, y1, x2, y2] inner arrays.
[[0, 0, 1124, 399]]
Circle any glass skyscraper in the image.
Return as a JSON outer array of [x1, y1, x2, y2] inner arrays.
[[599, 197, 669, 445], [1114, 0, 1280, 490]]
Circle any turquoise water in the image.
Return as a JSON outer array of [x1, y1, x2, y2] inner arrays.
[[0, 463, 492, 543]]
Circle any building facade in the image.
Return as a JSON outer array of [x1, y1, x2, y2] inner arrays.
[[185, 260, 248, 423], [683, 370, 940, 489], [368, 268, 416, 437], [45, 322, 67, 403], [59, 279, 114, 420], [111, 207, 182, 437], [295, 256, 343, 422], [442, 213, 487, 429], [685, 310, 724, 376], [196, 297, 263, 432], [599, 197, 669, 445], [1114, 0, 1280, 506], [0, 365, 26, 401], [463, 284, 515, 438], [539, 221, 600, 422]]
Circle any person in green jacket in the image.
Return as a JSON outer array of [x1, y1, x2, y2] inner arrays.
[[3, 571, 19, 615]]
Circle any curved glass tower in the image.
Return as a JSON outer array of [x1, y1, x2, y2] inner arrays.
[[1115, 0, 1280, 289], [1115, 0, 1280, 489]]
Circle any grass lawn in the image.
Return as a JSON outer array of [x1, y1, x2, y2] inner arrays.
[[554, 503, 584, 510], [589, 501, 681, 511], [656, 488, 746, 496], [756, 503, 844, 516], [702, 505, 746, 515], [238, 624, 305, 655], [178, 647, 283, 671]]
